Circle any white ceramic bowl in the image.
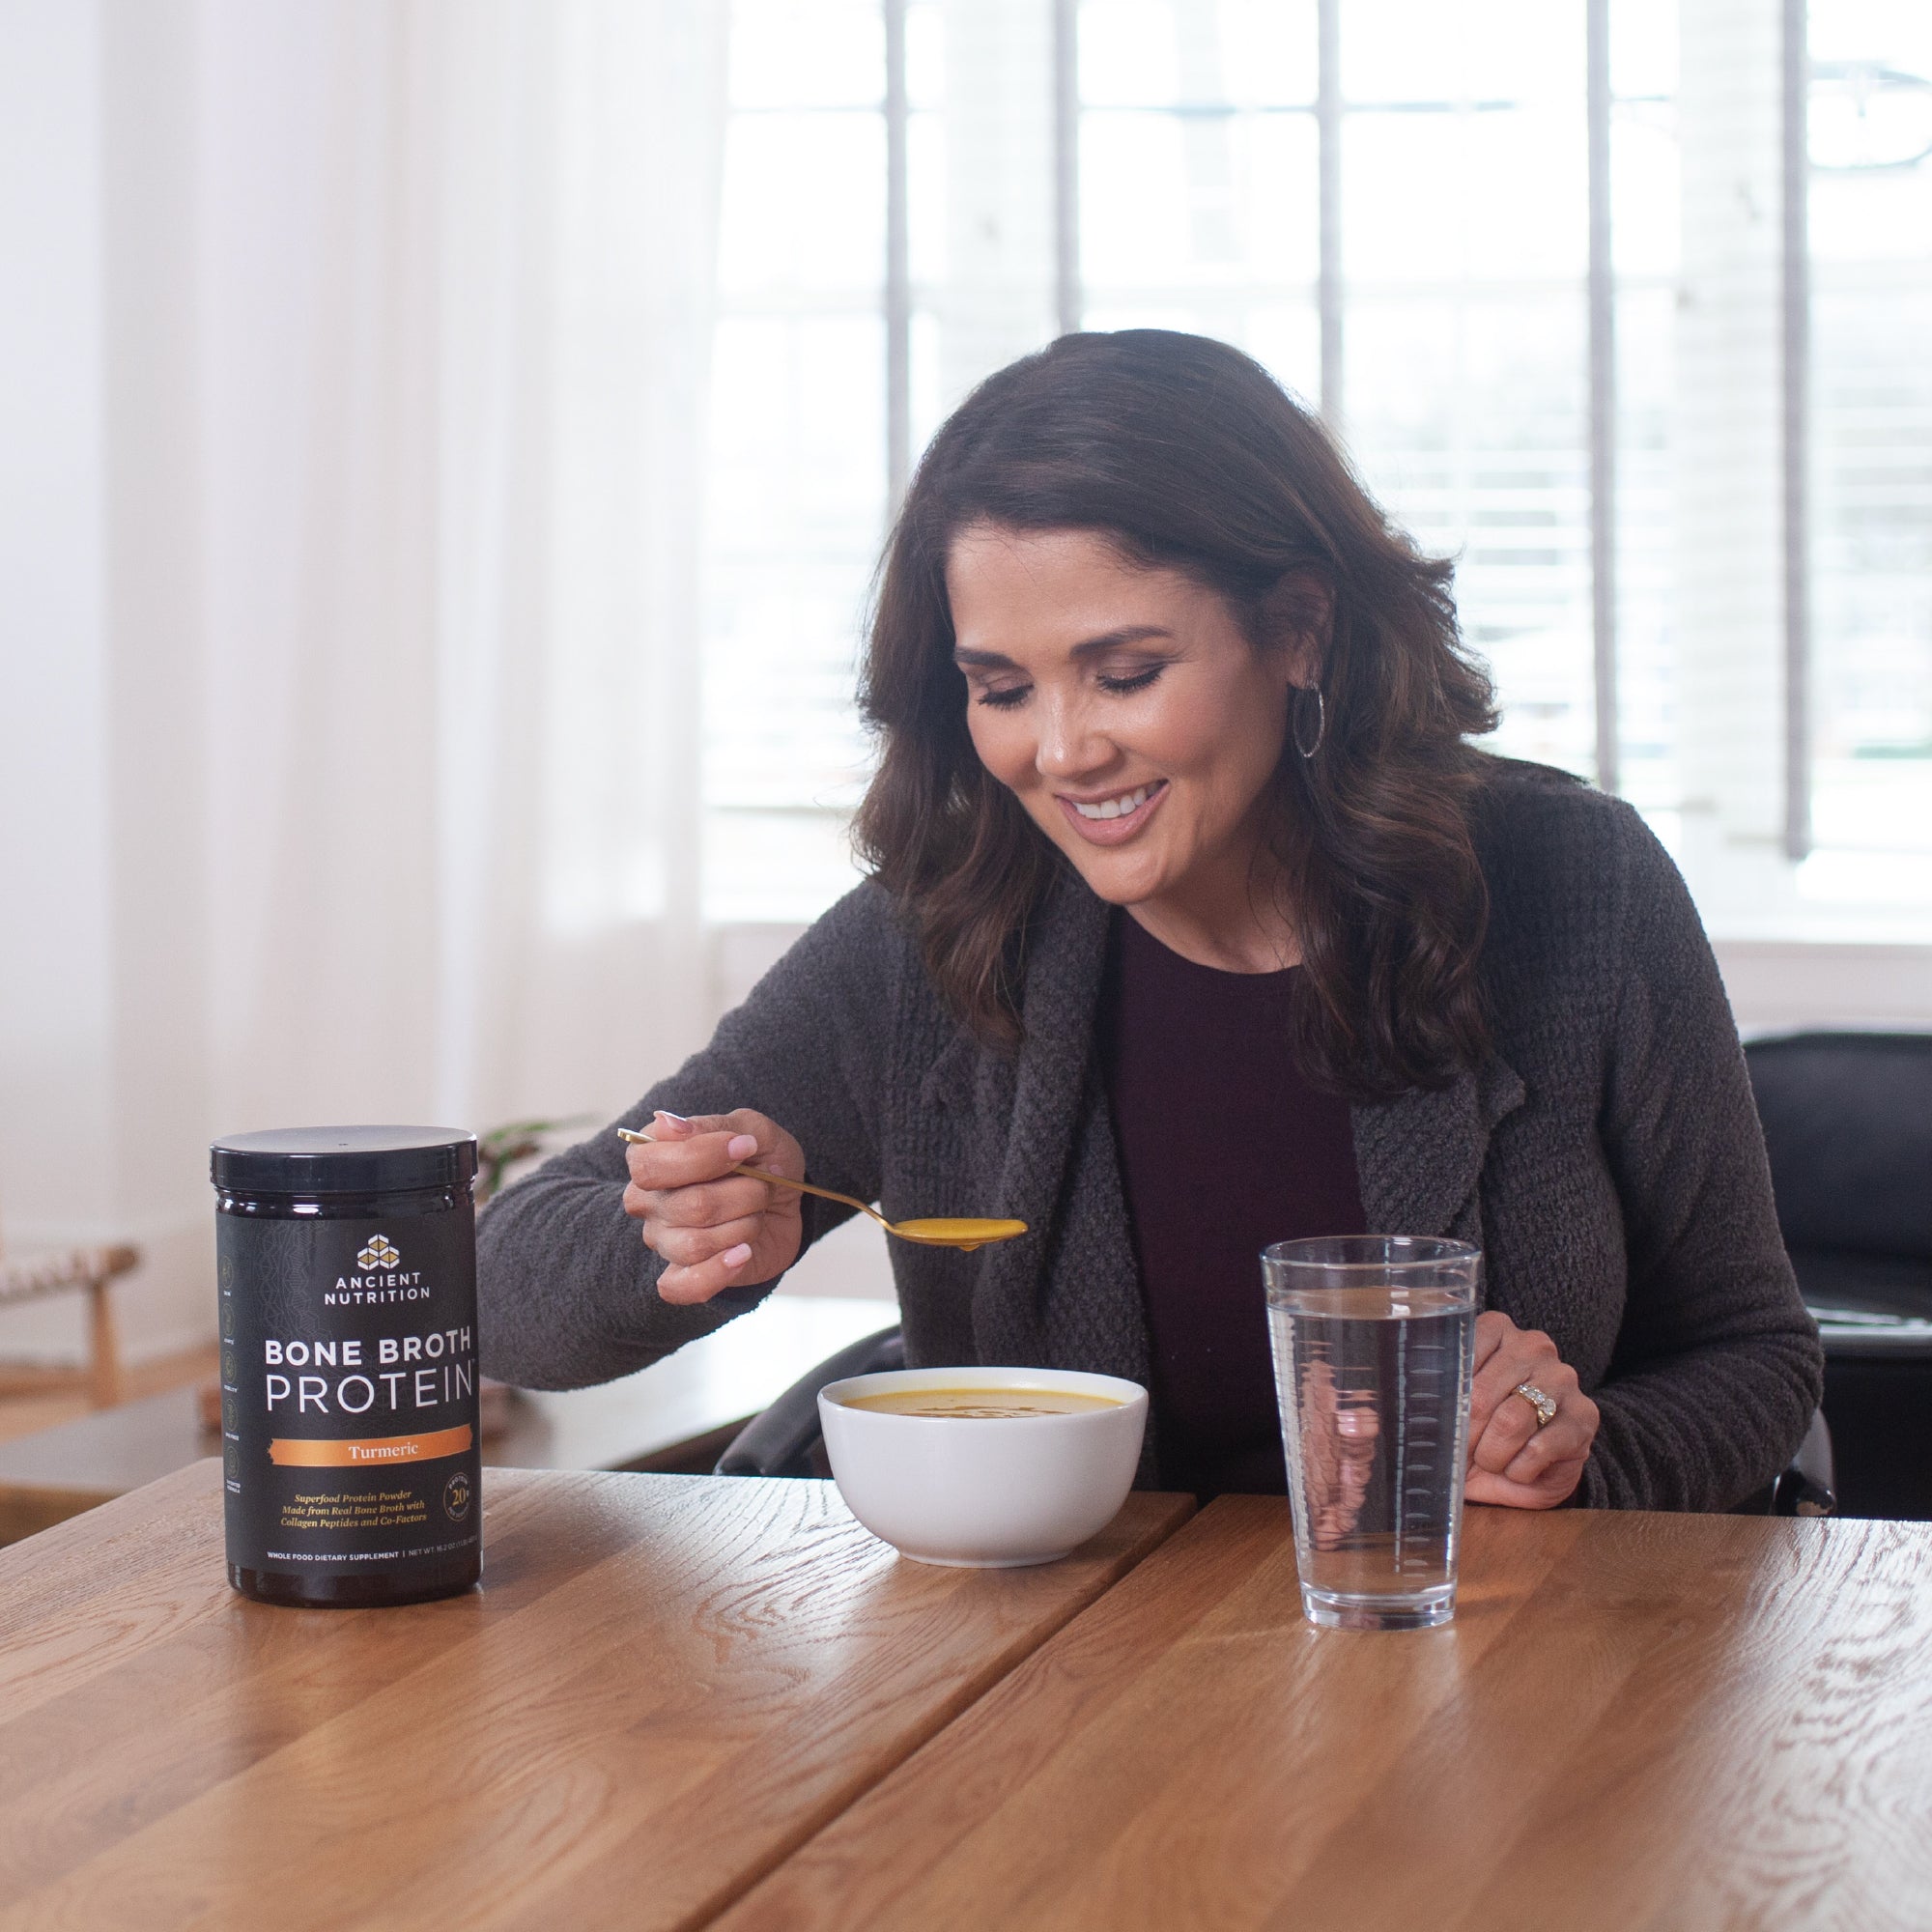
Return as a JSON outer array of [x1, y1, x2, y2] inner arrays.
[[817, 1366, 1150, 1568]]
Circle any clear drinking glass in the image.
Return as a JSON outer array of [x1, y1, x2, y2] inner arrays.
[[1264, 1236, 1481, 1631]]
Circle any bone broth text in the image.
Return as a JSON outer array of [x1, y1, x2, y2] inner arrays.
[[262, 1328, 475, 1416]]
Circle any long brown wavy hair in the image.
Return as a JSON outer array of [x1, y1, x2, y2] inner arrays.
[[853, 329, 1499, 1100]]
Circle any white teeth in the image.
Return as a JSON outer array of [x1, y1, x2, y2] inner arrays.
[[1073, 784, 1152, 821]]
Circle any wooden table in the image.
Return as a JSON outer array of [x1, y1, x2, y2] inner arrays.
[[0, 1462, 1191, 1929], [0, 1293, 893, 1545], [7, 1475, 1930, 1931], [721, 1498, 1932, 1932]]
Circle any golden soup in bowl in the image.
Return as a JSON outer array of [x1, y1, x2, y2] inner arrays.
[[817, 1367, 1149, 1568]]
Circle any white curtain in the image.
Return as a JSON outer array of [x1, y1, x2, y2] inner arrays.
[[0, 0, 728, 1358]]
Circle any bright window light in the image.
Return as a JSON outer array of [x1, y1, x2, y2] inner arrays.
[[702, 0, 1932, 935]]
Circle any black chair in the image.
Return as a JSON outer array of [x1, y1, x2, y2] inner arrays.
[[716, 1324, 904, 1477], [1745, 1031, 1932, 1520], [1763, 1409, 1836, 1518]]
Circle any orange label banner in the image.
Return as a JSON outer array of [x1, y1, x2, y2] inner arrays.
[[269, 1425, 473, 1468]]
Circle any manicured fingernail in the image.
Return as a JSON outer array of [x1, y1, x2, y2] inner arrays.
[[726, 1135, 758, 1161], [721, 1243, 753, 1269], [656, 1110, 691, 1129]]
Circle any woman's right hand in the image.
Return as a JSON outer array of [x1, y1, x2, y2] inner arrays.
[[622, 1109, 807, 1304]]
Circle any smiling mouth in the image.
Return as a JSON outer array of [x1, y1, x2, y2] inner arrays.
[[1067, 781, 1165, 821], [1055, 779, 1170, 846]]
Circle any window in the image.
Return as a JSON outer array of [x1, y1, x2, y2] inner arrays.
[[702, 0, 1932, 932], [1081, 1, 1599, 780], [1806, 7, 1932, 900], [705, 1, 888, 923]]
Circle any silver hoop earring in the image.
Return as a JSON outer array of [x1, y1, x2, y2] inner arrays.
[[1293, 685, 1325, 759]]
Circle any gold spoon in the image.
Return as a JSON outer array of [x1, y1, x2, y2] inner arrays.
[[617, 1127, 1026, 1253]]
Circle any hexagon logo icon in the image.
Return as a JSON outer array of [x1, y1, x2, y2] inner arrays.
[[356, 1235, 401, 1270]]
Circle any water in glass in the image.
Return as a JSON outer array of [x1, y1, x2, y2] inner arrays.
[[1264, 1239, 1479, 1631]]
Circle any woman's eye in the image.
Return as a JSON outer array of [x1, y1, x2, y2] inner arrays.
[[975, 685, 1030, 709], [1097, 665, 1164, 696]]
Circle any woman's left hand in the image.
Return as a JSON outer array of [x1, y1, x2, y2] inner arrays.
[[1464, 1311, 1600, 1509]]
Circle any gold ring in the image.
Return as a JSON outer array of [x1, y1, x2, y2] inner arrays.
[[1513, 1380, 1557, 1430]]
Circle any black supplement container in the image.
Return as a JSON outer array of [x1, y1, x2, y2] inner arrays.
[[212, 1126, 482, 1607]]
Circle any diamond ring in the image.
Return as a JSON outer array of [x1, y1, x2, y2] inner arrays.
[[1513, 1380, 1557, 1430]]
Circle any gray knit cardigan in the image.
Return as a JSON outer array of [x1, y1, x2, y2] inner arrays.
[[477, 765, 1823, 1510]]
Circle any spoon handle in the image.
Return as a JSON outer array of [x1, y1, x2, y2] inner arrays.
[[729, 1161, 895, 1233], [617, 1127, 895, 1234]]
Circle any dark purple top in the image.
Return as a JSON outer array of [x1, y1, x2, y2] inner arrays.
[[1097, 910, 1367, 1496]]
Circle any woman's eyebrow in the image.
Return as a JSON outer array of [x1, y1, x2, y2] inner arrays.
[[952, 625, 1175, 669]]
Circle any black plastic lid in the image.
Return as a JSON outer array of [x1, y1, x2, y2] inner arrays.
[[211, 1125, 478, 1197]]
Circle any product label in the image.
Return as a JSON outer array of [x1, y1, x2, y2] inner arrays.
[[219, 1208, 480, 1584]]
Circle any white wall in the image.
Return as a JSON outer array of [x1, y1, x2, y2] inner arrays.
[[1715, 941, 1932, 1037]]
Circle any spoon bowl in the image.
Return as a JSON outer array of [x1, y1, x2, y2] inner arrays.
[[888, 1217, 1030, 1252]]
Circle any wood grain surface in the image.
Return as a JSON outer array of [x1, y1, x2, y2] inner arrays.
[[719, 1498, 1932, 1932], [0, 1462, 1191, 1931], [0, 1295, 895, 1545]]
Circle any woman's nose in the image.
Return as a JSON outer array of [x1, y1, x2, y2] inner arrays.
[[1034, 694, 1111, 781]]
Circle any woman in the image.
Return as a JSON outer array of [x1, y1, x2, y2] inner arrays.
[[478, 329, 1821, 1511]]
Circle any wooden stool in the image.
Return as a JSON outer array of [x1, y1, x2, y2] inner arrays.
[[0, 1245, 140, 1408]]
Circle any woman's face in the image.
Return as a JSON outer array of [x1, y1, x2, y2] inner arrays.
[[949, 523, 1305, 939]]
